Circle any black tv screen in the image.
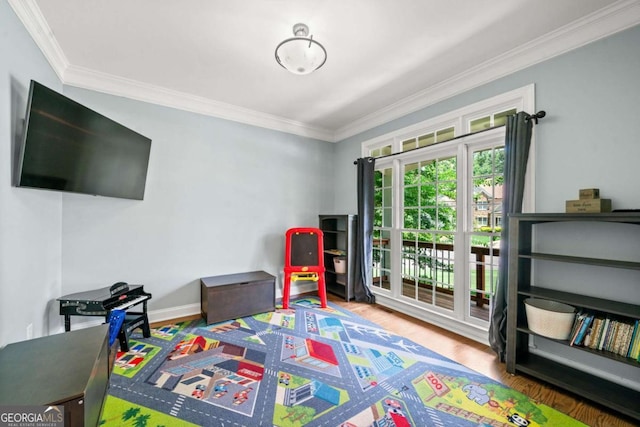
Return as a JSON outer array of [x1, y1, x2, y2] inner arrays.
[[16, 80, 151, 200]]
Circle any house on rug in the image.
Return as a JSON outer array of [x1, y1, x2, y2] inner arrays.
[[1, 0, 639, 425]]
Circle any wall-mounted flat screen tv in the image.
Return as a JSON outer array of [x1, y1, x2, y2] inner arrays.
[[16, 80, 152, 200]]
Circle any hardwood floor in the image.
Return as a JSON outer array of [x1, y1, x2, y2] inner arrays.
[[327, 294, 635, 427], [150, 294, 635, 427]]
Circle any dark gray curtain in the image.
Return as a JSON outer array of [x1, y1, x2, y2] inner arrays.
[[354, 157, 376, 303], [489, 112, 533, 361]]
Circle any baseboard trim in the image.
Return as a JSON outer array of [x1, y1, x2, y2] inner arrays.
[[147, 303, 201, 324]]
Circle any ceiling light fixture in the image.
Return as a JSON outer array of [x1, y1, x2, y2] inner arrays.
[[275, 23, 327, 75]]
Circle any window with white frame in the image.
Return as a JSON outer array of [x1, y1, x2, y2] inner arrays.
[[365, 85, 534, 331]]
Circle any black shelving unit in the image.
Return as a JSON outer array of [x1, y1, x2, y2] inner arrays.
[[319, 214, 357, 301], [505, 212, 640, 421]]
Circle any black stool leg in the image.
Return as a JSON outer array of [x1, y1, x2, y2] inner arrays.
[[141, 314, 151, 338], [118, 327, 130, 352]]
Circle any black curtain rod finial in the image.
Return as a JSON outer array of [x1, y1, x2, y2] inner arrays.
[[527, 110, 546, 124]]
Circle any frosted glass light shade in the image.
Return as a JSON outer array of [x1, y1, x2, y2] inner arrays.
[[275, 23, 327, 75]]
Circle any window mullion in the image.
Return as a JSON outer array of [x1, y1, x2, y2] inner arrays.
[[454, 144, 468, 321], [390, 157, 403, 299]]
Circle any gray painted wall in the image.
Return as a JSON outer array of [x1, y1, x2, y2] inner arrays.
[[59, 87, 334, 317], [1, 2, 63, 346]]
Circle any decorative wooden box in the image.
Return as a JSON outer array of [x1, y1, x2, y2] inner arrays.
[[579, 188, 600, 199], [200, 271, 275, 324], [565, 198, 612, 213]]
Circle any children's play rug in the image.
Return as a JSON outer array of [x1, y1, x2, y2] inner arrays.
[[100, 297, 585, 426]]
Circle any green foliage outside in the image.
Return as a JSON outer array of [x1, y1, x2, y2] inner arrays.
[[374, 148, 504, 233]]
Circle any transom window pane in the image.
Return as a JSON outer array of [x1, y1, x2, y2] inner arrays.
[[436, 127, 455, 142], [470, 108, 517, 132], [418, 133, 435, 147], [494, 108, 517, 127], [370, 144, 392, 158], [402, 138, 417, 152], [470, 116, 491, 132], [401, 126, 455, 152]]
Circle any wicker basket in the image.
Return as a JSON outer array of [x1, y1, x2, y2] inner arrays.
[[524, 298, 576, 340]]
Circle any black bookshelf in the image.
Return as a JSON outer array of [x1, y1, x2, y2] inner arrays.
[[319, 214, 357, 301], [505, 213, 640, 421]]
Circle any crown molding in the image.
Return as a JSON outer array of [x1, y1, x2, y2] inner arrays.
[[333, 0, 640, 142], [10, 0, 640, 143], [62, 64, 335, 141], [8, 0, 69, 81]]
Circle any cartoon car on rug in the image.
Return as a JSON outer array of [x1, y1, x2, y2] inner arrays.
[[279, 373, 290, 385], [383, 398, 410, 427], [284, 336, 294, 349], [384, 398, 401, 409], [213, 381, 231, 398], [191, 384, 206, 399], [233, 387, 253, 405], [387, 408, 410, 427]]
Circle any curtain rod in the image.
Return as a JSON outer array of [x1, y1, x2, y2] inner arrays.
[[354, 110, 546, 164]]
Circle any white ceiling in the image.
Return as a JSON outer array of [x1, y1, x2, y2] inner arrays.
[[9, 0, 640, 141]]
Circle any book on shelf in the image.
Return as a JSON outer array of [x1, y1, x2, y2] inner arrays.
[[571, 312, 593, 347], [611, 322, 623, 355], [595, 315, 604, 347], [619, 322, 635, 357], [569, 311, 587, 346], [583, 327, 593, 348], [613, 321, 631, 356], [585, 317, 601, 349], [618, 323, 629, 355], [597, 316, 611, 350], [628, 320, 640, 360], [605, 321, 619, 352], [628, 319, 639, 358]]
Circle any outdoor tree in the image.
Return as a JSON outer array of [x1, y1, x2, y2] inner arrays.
[[472, 147, 505, 187], [402, 157, 457, 234]]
